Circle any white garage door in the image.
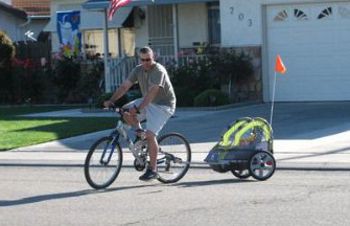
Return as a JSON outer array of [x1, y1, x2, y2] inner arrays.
[[266, 2, 350, 101]]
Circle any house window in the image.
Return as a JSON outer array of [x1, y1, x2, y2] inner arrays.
[[84, 29, 119, 58], [83, 28, 135, 59], [208, 2, 221, 45]]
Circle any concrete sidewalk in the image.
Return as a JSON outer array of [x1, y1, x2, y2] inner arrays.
[[1, 102, 350, 170]]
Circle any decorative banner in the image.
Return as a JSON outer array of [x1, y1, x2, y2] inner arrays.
[[56, 10, 81, 57]]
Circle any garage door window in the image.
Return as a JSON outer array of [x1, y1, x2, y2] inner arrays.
[[274, 10, 288, 22], [294, 9, 308, 20], [318, 7, 332, 19]]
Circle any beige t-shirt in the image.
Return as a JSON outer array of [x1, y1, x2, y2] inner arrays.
[[127, 63, 176, 109]]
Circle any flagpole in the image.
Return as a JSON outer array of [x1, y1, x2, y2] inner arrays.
[[270, 71, 277, 126]]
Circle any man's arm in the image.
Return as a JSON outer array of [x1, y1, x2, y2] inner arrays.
[[103, 80, 133, 107]]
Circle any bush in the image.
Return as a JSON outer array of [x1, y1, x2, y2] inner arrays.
[[194, 89, 230, 107], [11, 58, 46, 104], [0, 31, 15, 103], [52, 57, 81, 103], [71, 61, 104, 103], [169, 59, 219, 106], [209, 50, 254, 85], [168, 49, 254, 106], [0, 31, 15, 68]]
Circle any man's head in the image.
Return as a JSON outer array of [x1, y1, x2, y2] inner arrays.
[[139, 46, 155, 71]]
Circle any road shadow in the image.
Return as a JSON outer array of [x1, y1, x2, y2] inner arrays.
[[0, 184, 158, 207], [173, 178, 256, 188], [0, 177, 258, 207]]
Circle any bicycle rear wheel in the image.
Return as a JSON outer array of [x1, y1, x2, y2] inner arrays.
[[84, 136, 123, 189], [156, 133, 191, 183]]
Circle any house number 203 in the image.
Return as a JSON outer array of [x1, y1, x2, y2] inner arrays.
[[229, 7, 253, 27]]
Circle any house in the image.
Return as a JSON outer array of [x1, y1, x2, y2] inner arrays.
[[0, 1, 27, 42], [0, 0, 50, 42], [45, 0, 136, 58], [12, 0, 51, 42], [221, 0, 350, 102], [46, 0, 350, 102], [45, 0, 220, 92]]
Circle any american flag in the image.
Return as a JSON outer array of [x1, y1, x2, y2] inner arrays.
[[108, 0, 132, 21]]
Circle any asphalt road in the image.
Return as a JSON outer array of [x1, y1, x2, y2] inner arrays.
[[0, 166, 349, 226]]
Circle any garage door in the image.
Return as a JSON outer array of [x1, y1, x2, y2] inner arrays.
[[266, 2, 350, 101]]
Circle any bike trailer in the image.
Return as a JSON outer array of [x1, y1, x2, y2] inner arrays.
[[204, 117, 274, 172]]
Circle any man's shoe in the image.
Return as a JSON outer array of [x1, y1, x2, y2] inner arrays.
[[139, 168, 158, 181]]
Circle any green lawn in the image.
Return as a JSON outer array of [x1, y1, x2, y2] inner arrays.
[[0, 106, 116, 151], [0, 105, 86, 117]]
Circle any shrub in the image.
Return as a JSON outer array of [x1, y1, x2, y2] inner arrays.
[[193, 89, 230, 107], [72, 61, 104, 103], [11, 58, 46, 104], [169, 59, 219, 106], [209, 49, 254, 85], [0, 31, 15, 68], [0, 31, 15, 103], [52, 57, 81, 103]]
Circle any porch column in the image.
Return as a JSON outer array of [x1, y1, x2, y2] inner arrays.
[[172, 4, 179, 62], [103, 8, 111, 93]]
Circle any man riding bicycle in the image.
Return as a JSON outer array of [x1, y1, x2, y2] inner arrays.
[[104, 46, 176, 181]]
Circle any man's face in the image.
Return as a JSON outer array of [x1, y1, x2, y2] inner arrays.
[[140, 52, 154, 71]]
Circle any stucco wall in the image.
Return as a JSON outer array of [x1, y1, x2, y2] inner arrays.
[[0, 10, 26, 42], [178, 3, 208, 48], [220, 0, 341, 47]]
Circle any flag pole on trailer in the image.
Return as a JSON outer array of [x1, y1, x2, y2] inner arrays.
[[270, 54, 287, 127], [270, 71, 277, 126]]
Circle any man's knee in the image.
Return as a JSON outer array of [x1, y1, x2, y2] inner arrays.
[[146, 130, 156, 140], [123, 113, 138, 125]]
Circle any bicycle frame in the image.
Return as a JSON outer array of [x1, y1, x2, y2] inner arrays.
[[100, 110, 146, 165]]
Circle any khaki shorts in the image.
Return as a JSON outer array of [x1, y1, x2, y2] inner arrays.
[[123, 98, 175, 136]]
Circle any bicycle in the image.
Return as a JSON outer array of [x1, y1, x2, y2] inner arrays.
[[84, 107, 192, 189]]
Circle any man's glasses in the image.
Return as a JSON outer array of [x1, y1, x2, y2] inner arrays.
[[140, 58, 151, 62]]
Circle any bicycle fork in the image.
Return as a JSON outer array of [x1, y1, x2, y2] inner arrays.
[[100, 136, 119, 165]]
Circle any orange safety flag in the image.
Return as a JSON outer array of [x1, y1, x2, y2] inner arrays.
[[275, 55, 287, 74]]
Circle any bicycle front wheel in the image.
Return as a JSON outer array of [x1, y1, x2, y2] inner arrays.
[[157, 133, 191, 183], [84, 136, 123, 189]]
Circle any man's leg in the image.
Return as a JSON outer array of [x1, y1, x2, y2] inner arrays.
[[138, 130, 159, 181], [123, 112, 141, 129], [122, 98, 144, 129], [138, 103, 173, 181], [146, 130, 158, 172]]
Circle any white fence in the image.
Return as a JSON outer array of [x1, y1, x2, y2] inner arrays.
[[108, 57, 138, 92]]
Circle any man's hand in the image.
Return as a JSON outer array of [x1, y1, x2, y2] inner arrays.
[[129, 105, 139, 115], [103, 100, 114, 108]]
